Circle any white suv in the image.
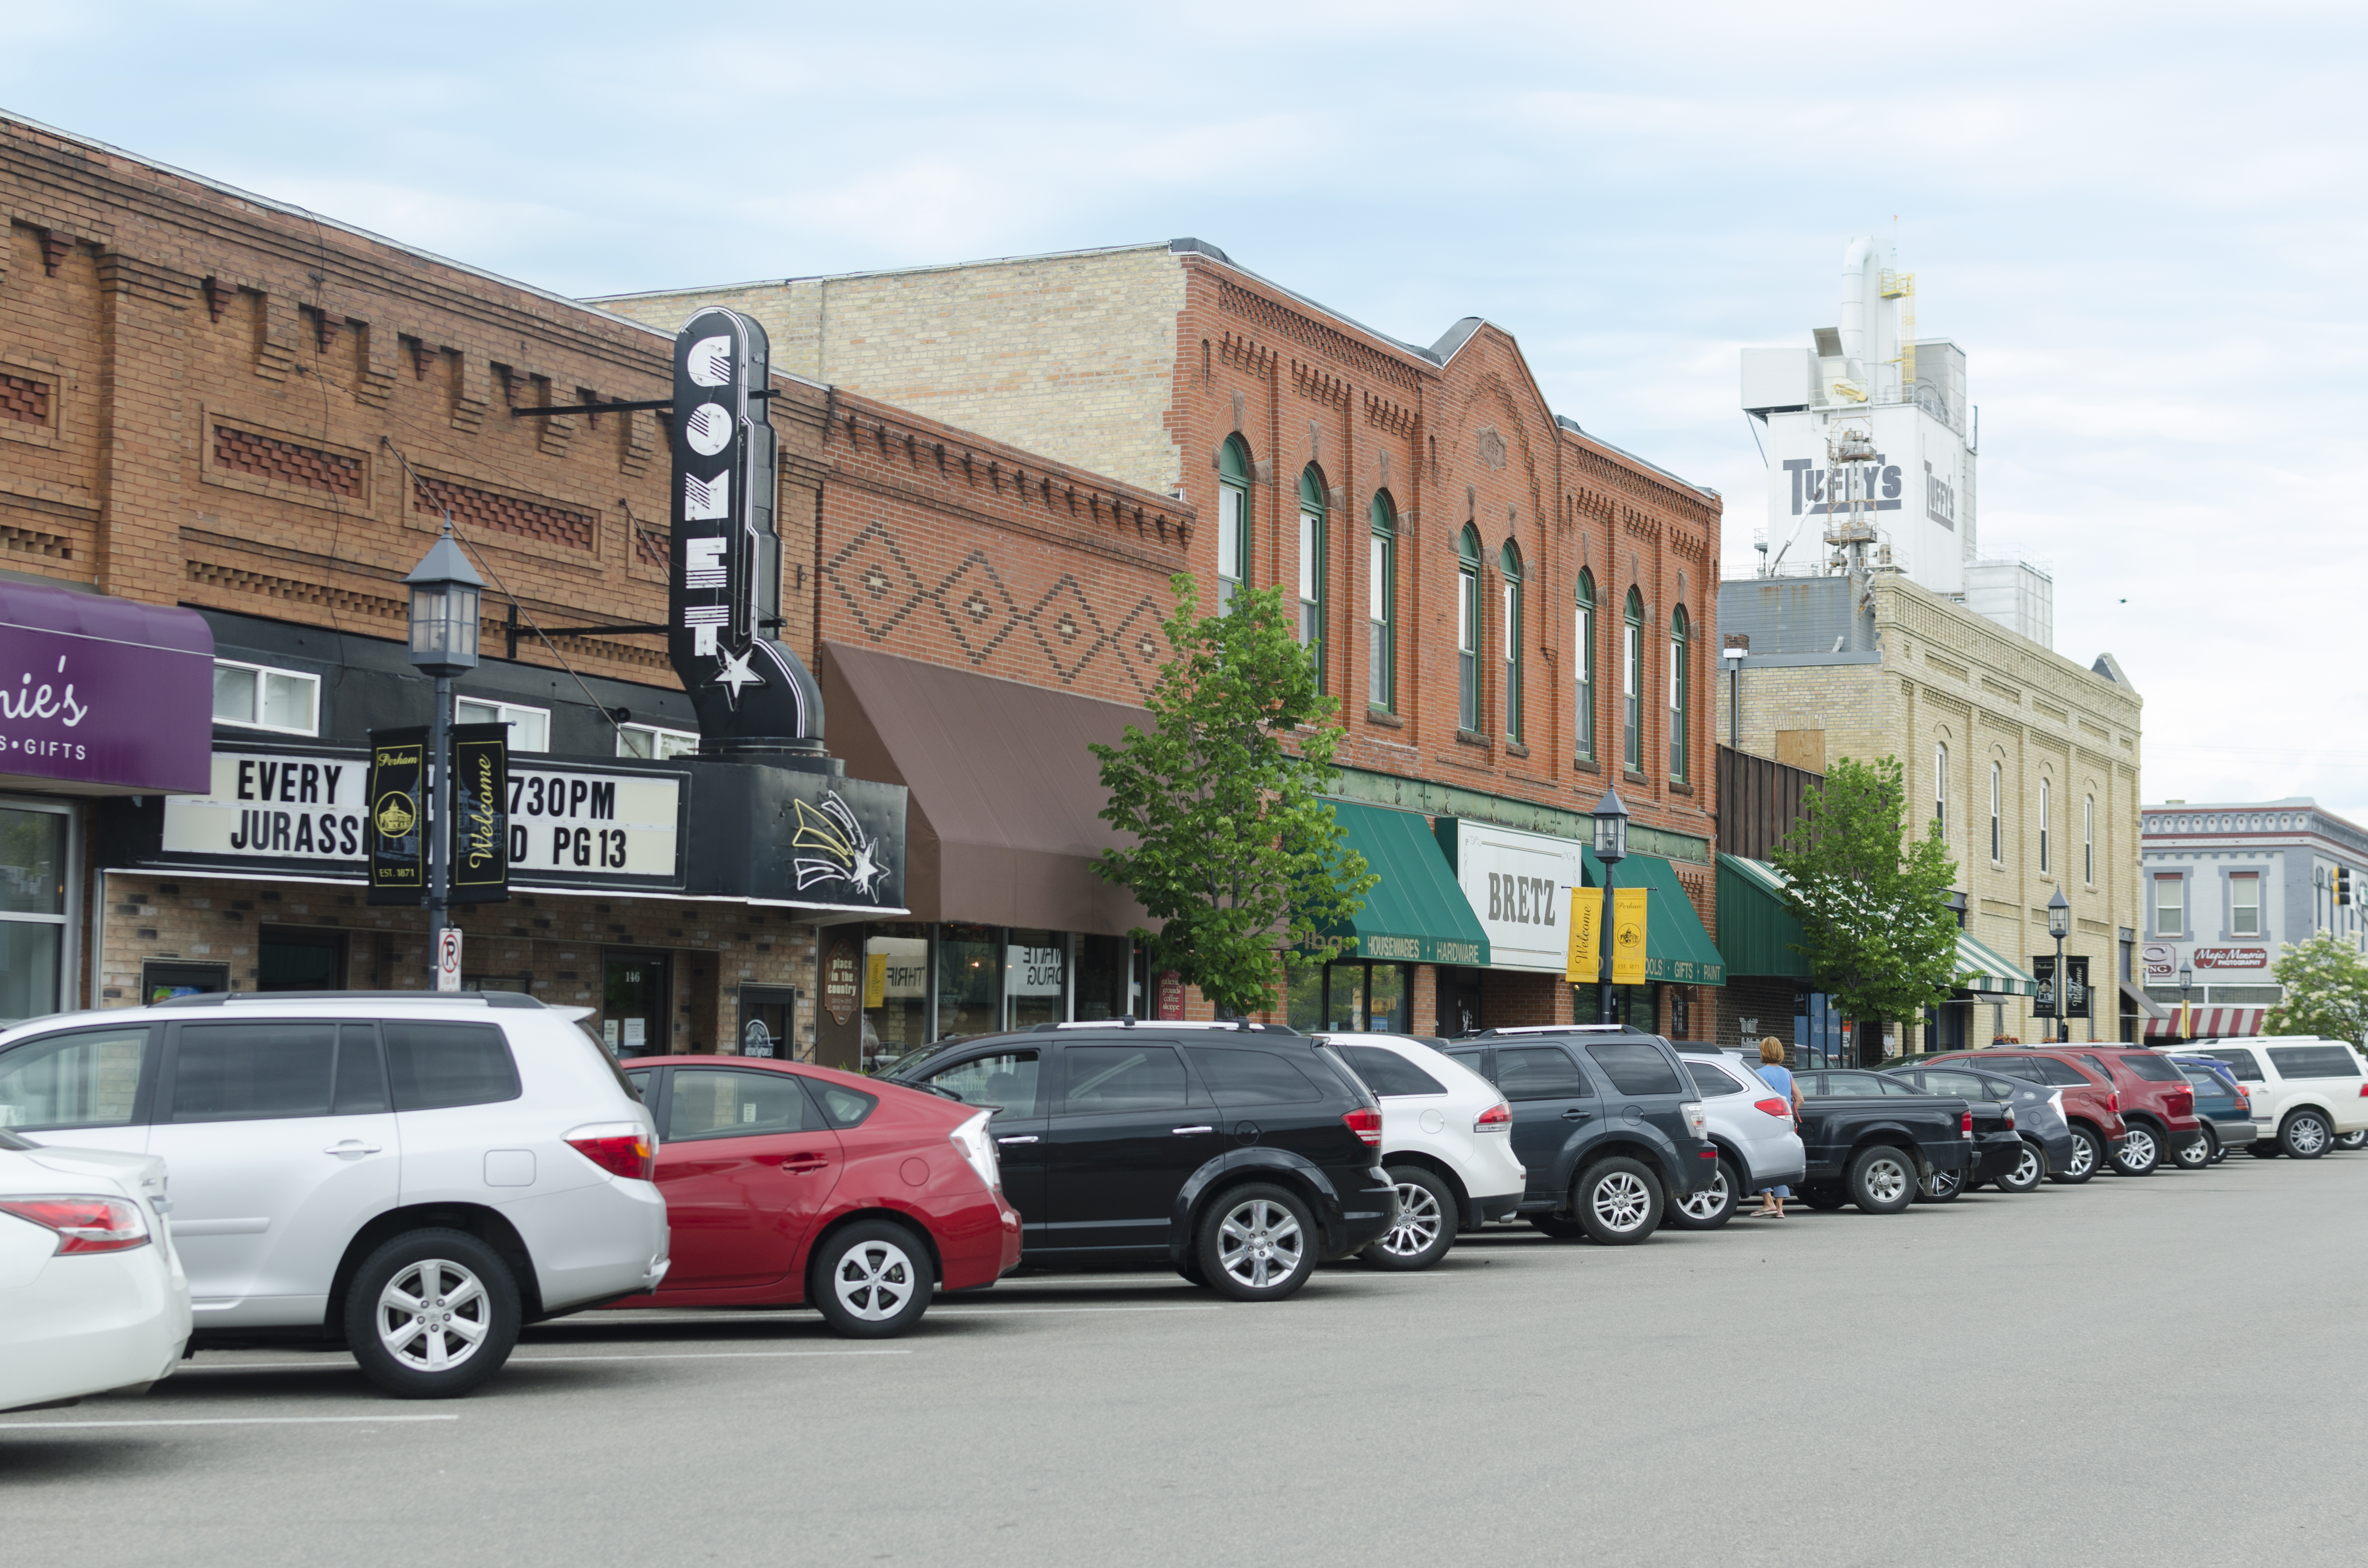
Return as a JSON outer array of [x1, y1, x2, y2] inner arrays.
[[0, 990, 667, 1397], [1320, 1035, 1525, 1270], [2164, 1038, 2368, 1159]]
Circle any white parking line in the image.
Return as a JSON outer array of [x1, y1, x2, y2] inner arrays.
[[181, 1348, 913, 1372], [0, 1414, 459, 1431], [928, 1304, 1223, 1315]]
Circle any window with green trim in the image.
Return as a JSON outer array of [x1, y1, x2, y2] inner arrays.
[[1499, 540, 1523, 743], [1574, 570, 1596, 762], [1668, 605, 1690, 782], [1623, 587, 1644, 771], [1217, 436, 1250, 612], [1456, 527, 1481, 733], [1297, 466, 1326, 687], [1368, 492, 1395, 710]]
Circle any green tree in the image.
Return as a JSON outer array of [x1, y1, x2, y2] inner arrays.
[[1770, 755, 1961, 1061], [2262, 933, 2368, 1042], [1091, 574, 1377, 1017]]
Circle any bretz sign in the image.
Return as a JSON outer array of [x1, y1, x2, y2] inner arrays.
[[0, 586, 213, 795], [1439, 818, 1586, 974]]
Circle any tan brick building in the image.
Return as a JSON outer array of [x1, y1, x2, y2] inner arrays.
[[1718, 571, 2146, 1049], [602, 242, 1732, 1038]]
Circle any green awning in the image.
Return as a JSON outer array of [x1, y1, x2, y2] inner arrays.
[[1321, 801, 1490, 966], [1958, 931, 2040, 996], [1716, 854, 1810, 979], [1581, 847, 1724, 986]]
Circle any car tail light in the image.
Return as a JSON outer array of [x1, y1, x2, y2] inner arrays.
[[2358, 1084, 2368, 1098], [0, 1196, 150, 1255], [1960, 1111, 1974, 1139], [1474, 1101, 1513, 1132], [2050, 1090, 2065, 1120], [2169, 1090, 2193, 1117], [1680, 1101, 1709, 1139], [1342, 1107, 1383, 1148], [2236, 1087, 2251, 1109], [1753, 1097, 1791, 1119], [566, 1127, 655, 1181], [2003, 1107, 2016, 1129], [948, 1110, 1001, 1194], [2108, 1092, 2120, 1115]]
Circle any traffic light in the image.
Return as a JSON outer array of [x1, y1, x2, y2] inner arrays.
[[2339, 867, 2353, 908]]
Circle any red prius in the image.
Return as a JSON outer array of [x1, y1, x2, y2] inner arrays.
[[610, 1056, 1021, 1337]]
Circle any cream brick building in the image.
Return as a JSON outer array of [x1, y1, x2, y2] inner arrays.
[[1718, 572, 2146, 1047]]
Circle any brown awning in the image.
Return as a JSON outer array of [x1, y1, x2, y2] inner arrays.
[[821, 643, 1150, 935]]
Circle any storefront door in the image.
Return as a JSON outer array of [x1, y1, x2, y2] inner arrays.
[[603, 951, 669, 1058], [0, 803, 72, 1025], [736, 986, 800, 1060]]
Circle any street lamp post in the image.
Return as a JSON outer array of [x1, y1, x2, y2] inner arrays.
[[405, 522, 483, 990], [1591, 789, 1629, 1026], [2177, 962, 2194, 1043], [2046, 887, 2072, 1044]]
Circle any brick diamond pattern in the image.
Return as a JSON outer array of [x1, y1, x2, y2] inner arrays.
[[213, 425, 364, 497], [413, 476, 593, 551], [0, 372, 49, 426], [823, 523, 931, 641]]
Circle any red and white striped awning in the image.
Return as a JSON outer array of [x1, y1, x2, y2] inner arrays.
[[2145, 1006, 2267, 1039]]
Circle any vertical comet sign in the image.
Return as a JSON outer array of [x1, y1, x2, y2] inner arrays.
[[668, 307, 826, 750], [447, 722, 509, 904]]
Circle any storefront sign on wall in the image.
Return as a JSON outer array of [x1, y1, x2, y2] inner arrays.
[[1437, 819, 1587, 974], [0, 582, 213, 796], [1008, 942, 1064, 997], [1156, 970, 1185, 1020], [2143, 942, 2175, 980], [822, 939, 860, 1026], [2192, 947, 2268, 969]]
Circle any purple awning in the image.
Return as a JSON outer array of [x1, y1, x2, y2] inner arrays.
[[0, 581, 214, 796]]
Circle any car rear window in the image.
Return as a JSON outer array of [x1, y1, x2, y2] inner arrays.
[[2267, 1045, 2363, 1079], [1188, 1046, 1326, 1106], [1496, 1046, 1587, 1100], [2112, 1052, 2184, 1083], [1336, 1045, 1447, 1098], [2190, 1048, 2262, 1082], [1808, 1073, 1885, 1097], [383, 1022, 522, 1111], [667, 1068, 811, 1140], [1683, 1060, 1749, 1097], [1587, 1041, 1686, 1096], [1976, 1057, 2046, 1084], [812, 1082, 878, 1128]]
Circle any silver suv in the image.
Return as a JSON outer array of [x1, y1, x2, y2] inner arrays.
[[0, 991, 667, 1397]]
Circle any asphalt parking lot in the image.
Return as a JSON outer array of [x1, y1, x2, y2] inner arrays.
[[8, 1153, 2368, 1568]]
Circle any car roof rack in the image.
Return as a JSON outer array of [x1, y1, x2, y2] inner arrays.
[[149, 989, 545, 1010], [1463, 1024, 1634, 1039], [1030, 1018, 1303, 1036]]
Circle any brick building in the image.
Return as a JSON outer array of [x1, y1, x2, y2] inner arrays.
[[598, 241, 1730, 1039]]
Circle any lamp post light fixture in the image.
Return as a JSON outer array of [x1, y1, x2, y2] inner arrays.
[[2045, 887, 2072, 1043], [1591, 789, 1630, 1025], [405, 522, 484, 990], [1721, 634, 1748, 750]]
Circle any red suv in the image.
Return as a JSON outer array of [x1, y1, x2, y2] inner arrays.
[[613, 1056, 1021, 1336], [1926, 1049, 2127, 1183], [2029, 1045, 2201, 1176]]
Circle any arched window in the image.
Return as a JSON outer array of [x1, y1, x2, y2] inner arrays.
[[1500, 541, 1524, 743], [2039, 776, 2052, 873], [2084, 794, 2096, 886], [1989, 762, 2003, 862], [1934, 743, 1948, 836], [1574, 571, 1596, 762], [1217, 436, 1250, 612], [1623, 588, 1645, 771], [1367, 492, 1395, 710], [1456, 527, 1481, 732], [1668, 606, 1690, 782], [1297, 466, 1327, 686]]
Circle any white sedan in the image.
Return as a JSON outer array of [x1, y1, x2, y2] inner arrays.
[[0, 1128, 191, 1414], [1322, 1035, 1526, 1270]]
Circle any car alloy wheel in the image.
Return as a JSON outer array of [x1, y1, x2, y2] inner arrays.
[[378, 1257, 492, 1375], [811, 1220, 934, 1337], [2174, 1131, 2211, 1170], [2064, 1130, 2097, 1179], [1213, 1193, 1308, 1295], [1848, 1146, 1915, 1213], [1590, 1170, 1653, 1234], [1361, 1165, 1457, 1271], [2283, 1111, 2331, 1159], [1668, 1158, 1738, 1230], [2336, 1131, 2368, 1152], [832, 1237, 919, 1323], [1997, 1144, 2044, 1192], [1920, 1167, 1963, 1202], [2114, 1126, 2159, 1176], [1572, 1157, 1665, 1244]]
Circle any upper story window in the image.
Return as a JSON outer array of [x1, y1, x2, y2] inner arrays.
[[1367, 492, 1395, 711], [2230, 871, 2261, 937], [1456, 527, 1481, 733], [1574, 571, 1596, 763], [455, 698, 549, 752], [1989, 762, 2003, 862], [1668, 605, 1690, 783], [2039, 777, 2052, 873], [212, 659, 320, 736], [1217, 436, 1251, 612], [1297, 466, 1327, 688], [617, 723, 698, 760], [1934, 743, 1948, 837], [2084, 795, 2096, 885], [1622, 588, 1644, 772], [1499, 540, 1524, 743], [2153, 872, 2183, 936]]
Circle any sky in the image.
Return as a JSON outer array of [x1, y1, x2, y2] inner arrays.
[[5, 1, 2363, 814]]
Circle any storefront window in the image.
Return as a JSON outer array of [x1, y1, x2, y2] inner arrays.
[[1571, 982, 1658, 1033], [1326, 966, 1365, 1032], [936, 923, 999, 1040], [1285, 955, 1323, 1033], [0, 807, 67, 1026], [1006, 929, 1065, 1029], [863, 929, 928, 1064], [1366, 965, 1408, 1032], [1073, 935, 1132, 1021]]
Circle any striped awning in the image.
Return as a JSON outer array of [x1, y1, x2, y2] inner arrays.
[[2146, 1005, 2267, 1040], [1956, 931, 2040, 996]]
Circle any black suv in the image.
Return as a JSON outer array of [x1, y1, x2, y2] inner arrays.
[[1440, 1027, 1714, 1244], [883, 1022, 1395, 1301]]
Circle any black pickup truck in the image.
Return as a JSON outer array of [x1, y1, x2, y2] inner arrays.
[[1791, 1069, 1978, 1214]]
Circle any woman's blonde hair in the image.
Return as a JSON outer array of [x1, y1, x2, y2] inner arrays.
[[1758, 1036, 1788, 1065]]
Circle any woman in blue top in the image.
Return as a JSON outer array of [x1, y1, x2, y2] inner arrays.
[[1751, 1037, 1803, 1218]]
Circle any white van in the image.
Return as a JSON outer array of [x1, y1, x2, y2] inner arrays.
[[2160, 1037, 2368, 1159], [0, 990, 667, 1397]]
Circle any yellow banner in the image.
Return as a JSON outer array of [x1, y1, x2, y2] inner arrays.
[[863, 952, 888, 1010], [1611, 887, 1649, 986], [1565, 887, 1603, 981]]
